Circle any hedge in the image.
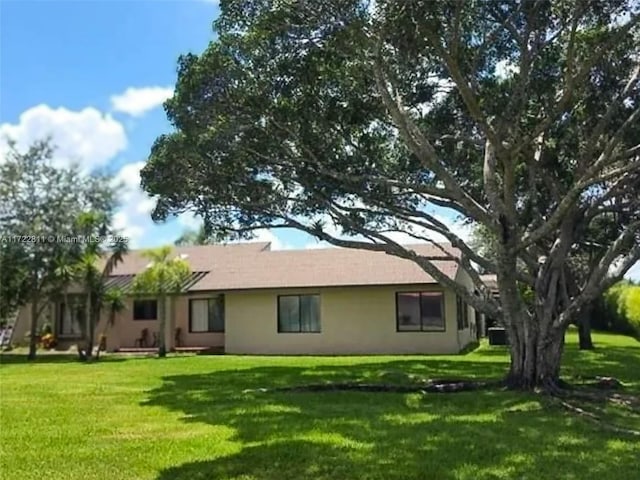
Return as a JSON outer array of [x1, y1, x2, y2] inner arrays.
[[593, 281, 640, 339]]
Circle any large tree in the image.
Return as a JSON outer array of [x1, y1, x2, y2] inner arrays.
[[0, 139, 116, 359], [141, 0, 640, 390]]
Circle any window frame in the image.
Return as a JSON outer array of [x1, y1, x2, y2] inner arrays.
[[188, 296, 225, 333], [395, 291, 446, 332], [277, 294, 321, 333], [132, 299, 158, 321], [57, 294, 86, 338]]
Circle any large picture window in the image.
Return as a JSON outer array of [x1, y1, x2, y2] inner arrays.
[[58, 295, 86, 337], [133, 299, 157, 320], [396, 292, 445, 331], [189, 296, 225, 333], [278, 295, 321, 333]]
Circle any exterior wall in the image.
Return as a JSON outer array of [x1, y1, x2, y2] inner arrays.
[[100, 296, 169, 351], [14, 281, 470, 355], [454, 268, 478, 348], [99, 294, 224, 351], [225, 284, 463, 355], [173, 293, 225, 349], [11, 303, 55, 346]]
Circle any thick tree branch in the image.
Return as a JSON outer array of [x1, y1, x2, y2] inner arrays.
[[372, 42, 497, 230]]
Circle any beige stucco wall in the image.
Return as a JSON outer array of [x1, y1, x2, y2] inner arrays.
[[10, 303, 55, 344], [97, 295, 224, 351], [81, 295, 225, 351], [453, 268, 478, 348], [13, 281, 471, 355], [224, 284, 464, 355], [172, 293, 225, 349]]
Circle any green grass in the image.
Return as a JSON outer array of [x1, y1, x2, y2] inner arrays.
[[1, 330, 639, 480]]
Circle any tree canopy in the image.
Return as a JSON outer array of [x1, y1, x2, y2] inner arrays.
[[0, 138, 119, 358], [142, 0, 640, 389]]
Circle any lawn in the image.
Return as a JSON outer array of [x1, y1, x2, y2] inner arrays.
[[1, 331, 639, 480]]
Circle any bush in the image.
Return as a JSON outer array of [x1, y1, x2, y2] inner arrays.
[[624, 286, 640, 337], [595, 282, 640, 339]]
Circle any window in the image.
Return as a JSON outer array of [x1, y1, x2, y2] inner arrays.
[[278, 295, 320, 333], [189, 297, 225, 333], [456, 295, 470, 330], [58, 295, 86, 337], [396, 292, 445, 331], [133, 299, 157, 320], [463, 302, 470, 329]]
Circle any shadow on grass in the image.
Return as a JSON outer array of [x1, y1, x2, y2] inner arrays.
[[144, 358, 639, 480]]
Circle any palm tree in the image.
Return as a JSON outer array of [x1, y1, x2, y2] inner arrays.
[[53, 257, 79, 339], [95, 287, 126, 360], [131, 246, 190, 357], [73, 212, 128, 361]]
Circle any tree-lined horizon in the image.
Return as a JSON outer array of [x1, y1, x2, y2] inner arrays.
[[142, 0, 640, 389]]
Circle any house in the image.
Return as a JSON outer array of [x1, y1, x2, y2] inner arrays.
[[12, 242, 480, 355]]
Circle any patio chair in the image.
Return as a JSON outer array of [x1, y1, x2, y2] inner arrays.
[[174, 327, 182, 348], [150, 332, 159, 348], [134, 328, 149, 348]]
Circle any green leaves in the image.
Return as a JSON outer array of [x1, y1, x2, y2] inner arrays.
[[131, 246, 192, 296], [0, 139, 119, 317], [141, 0, 639, 293]]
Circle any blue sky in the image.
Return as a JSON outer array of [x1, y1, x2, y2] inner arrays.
[[1, 0, 638, 279]]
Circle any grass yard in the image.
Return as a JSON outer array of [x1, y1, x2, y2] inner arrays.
[[1, 330, 639, 480]]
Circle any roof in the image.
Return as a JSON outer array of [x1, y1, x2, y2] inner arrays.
[[107, 242, 271, 276], [104, 271, 209, 293], [480, 274, 498, 291], [104, 242, 460, 292], [190, 244, 460, 291]]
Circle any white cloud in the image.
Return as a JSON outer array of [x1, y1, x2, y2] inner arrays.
[[0, 104, 127, 172], [110, 86, 173, 117], [112, 161, 156, 248], [248, 229, 292, 250]]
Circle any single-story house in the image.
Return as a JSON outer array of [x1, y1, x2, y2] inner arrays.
[[12, 242, 481, 354]]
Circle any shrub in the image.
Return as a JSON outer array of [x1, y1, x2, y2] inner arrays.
[[596, 282, 640, 339], [624, 287, 640, 338]]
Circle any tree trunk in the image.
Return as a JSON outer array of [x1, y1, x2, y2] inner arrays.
[[82, 293, 93, 362], [158, 294, 166, 358], [505, 319, 566, 391], [27, 291, 39, 360], [87, 304, 96, 362], [578, 308, 594, 350]]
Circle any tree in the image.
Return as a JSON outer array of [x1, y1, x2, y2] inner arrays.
[[69, 211, 128, 361], [95, 288, 126, 360], [141, 1, 640, 390], [131, 246, 190, 357], [0, 139, 117, 359], [174, 224, 210, 246], [470, 220, 606, 350]]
